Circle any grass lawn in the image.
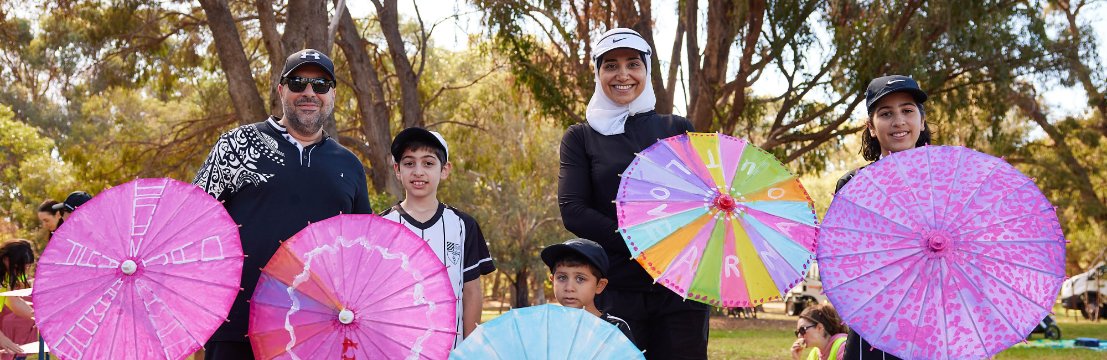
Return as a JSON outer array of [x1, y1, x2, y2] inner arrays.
[[483, 303, 1107, 359]]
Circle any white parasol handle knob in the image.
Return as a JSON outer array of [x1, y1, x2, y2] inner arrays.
[[338, 309, 355, 324], [121, 260, 138, 275]]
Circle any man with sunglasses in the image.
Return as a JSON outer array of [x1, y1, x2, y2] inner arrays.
[[193, 48, 373, 360]]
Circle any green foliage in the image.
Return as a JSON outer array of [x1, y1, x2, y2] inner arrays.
[[428, 48, 571, 305], [1015, 115, 1107, 271], [0, 105, 78, 241]]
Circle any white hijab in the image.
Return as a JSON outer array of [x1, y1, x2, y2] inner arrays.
[[586, 28, 656, 136]]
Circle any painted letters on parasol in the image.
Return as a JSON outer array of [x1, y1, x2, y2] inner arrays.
[[34, 178, 244, 360], [616, 133, 819, 307]]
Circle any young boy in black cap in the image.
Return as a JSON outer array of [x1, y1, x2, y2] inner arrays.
[[380, 127, 496, 348], [541, 238, 635, 344]]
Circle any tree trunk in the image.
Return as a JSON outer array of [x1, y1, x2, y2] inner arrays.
[[1058, 3, 1107, 138], [256, 0, 285, 116], [721, 0, 764, 134], [336, 6, 403, 198], [687, 0, 741, 131], [511, 268, 530, 309], [198, 0, 268, 125], [373, 0, 424, 129]]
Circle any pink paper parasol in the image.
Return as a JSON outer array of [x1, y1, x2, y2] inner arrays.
[[33, 178, 244, 359], [248, 214, 456, 360], [818, 146, 1066, 359]]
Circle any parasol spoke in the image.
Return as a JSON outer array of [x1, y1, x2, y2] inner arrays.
[[838, 253, 927, 322], [621, 160, 714, 196], [887, 151, 940, 233], [953, 209, 1048, 238], [359, 298, 456, 316], [34, 275, 127, 326], [951, 248, 1064, 278], [937, 161, 1004, 233], [133, 193, 226, 260], [282, 321, 342, 358], [348, 239, 393, 309], [817, 245, 920, 260], [251, 299, 337, 317], [904, 257, 941, 360], [946, 259, 1025, 354], [823, 249, 924, 291], [866, 258, 926, 343], [740, 216, 808, 292], [618, 202, 711, 230], [853, 170, 928, 231], [950, 253, 1055, 314], [944, 179, 1041, 235], [136, 275, 241, 325], [946, 261, 993, 357], [824, 195, 916, 235], [140, 265, 243, 290], [133, 279, 207, 358], [929, 146, 967, 230], [638, 140, 716, 190], [357, 263, 450, 311], [742, 201, 817, 226]]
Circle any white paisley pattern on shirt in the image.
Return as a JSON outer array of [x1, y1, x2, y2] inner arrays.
[[193, 123, 285, 199]]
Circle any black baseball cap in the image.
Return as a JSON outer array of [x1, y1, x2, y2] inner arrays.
[[541, 238, 610, 278], [391, 127, 449, 163], [865, 75, 928, 115], [281, 49, 336, 81], [53, 191, 92, 212]]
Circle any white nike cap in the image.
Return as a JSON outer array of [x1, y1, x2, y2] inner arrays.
[[591, 28, 652, 68]]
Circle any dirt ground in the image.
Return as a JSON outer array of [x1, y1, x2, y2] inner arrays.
[[709, 301, 798, 331]]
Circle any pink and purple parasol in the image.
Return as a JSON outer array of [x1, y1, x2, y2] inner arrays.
[[818, 146, 1067, 359], [249, 214, 456, 360]]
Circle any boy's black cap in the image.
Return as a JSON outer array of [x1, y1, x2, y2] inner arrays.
[[541, 238, 609, 278], [391, 127, 449, 163], [53, 191, 92, 212], [281, 49, 336, 81], [865, 75, 928, 115]]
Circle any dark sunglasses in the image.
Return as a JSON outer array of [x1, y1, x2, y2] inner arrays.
[[794, 323, 817, 337], [281, 76, 335, 94]]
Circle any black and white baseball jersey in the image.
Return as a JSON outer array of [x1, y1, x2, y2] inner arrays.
[[379, 202, 496, 347]]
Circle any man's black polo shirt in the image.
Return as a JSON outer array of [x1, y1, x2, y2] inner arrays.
[[193, 117, 373, 342]]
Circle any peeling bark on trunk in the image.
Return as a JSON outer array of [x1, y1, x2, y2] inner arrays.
[[373, 0, 424, 129], [198, 0, 268, 125], [336, 7, 402, 197]]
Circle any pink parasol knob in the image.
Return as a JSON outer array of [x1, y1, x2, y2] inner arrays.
[[926, 235, 949, 253], [713, 194, 738, 213]]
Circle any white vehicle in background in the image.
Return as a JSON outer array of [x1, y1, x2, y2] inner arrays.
[[784, 261, 828, 316], [1060, 261, 1107, 319]]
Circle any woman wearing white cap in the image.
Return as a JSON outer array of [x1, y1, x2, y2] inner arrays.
[[557, 28, 708, 359]]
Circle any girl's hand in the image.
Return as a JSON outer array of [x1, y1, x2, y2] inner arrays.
[[0, 334, 23, 355], [791, 338, 806, 360]]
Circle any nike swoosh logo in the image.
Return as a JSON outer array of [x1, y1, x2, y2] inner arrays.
[[613, 37, 627, 43], [887, 79, 905, 84]]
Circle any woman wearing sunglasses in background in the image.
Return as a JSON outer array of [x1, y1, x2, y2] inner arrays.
[[791, 304, 849, 360]]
